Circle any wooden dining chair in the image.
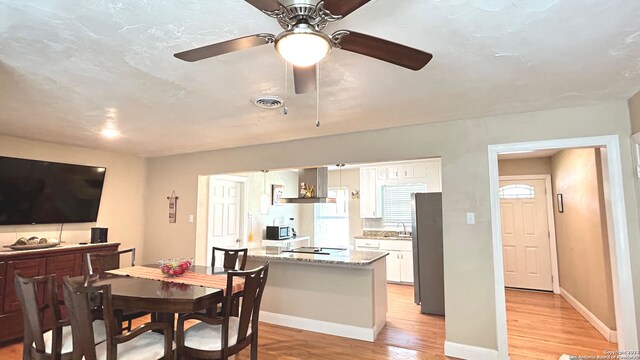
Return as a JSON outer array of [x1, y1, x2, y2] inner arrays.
[[14, 273, 107, 360], [85, 249, 149, 332], [85, 248, 137, 276], [176, 262, 270, 360], [62, 276, 174, 360], [211, 247, 248, 270]]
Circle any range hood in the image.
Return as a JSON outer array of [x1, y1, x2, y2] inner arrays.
[[281, 167, 336, 204]]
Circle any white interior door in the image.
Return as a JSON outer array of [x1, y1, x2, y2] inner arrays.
[[500, 179, 553, 291], [208, 179, 242, 265]]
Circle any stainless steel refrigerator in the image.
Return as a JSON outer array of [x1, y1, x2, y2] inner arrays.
[[411, 192, 445, 316]]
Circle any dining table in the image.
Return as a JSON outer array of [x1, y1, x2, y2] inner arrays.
[[78, 264, 241, 339]]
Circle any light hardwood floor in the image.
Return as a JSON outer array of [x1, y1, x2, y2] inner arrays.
[[0, 285, 616, 359]]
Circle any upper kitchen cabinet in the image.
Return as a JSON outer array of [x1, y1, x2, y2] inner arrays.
[[360, 167, 381, 218], [421, 160, 441, 192], [359, 159, 441, 219], [379, 159, 441, 190]]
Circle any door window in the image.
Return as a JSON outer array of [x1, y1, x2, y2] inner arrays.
[[499, 184, 535, 199]]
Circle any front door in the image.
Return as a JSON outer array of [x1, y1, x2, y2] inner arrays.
[[208, 179, 242, 265], [499, 179, 553, 291]]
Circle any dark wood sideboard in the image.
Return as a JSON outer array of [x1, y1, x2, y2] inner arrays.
[[0, 242, 120, 343]]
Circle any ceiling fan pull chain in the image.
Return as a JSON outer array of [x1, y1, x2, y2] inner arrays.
[[316, 63, 320, 127], [283, 60, 289, 115]]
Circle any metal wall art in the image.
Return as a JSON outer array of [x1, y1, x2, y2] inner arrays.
[[167, 190, 178, 223]]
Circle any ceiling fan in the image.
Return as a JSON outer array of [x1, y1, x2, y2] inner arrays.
[[174, 0, 433, 94]]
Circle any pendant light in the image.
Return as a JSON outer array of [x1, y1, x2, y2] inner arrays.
[[260, 170, 270, 215], [336, 164, 346, 215]]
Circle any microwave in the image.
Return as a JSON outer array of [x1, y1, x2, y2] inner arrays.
[[266, 226, 292, 240]]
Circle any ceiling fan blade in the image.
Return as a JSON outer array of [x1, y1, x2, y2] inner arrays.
[[335, 31, 433, 70], [323, 0, 370, 17], [293, 65, 317, 94], [174, 34, 274, 62], [244, 0, 282, 12]]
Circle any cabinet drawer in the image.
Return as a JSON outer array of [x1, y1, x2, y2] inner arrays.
[[46, 254, 82, 301], [4, 258, 46, 313], [355, 239, 380, 249], [379, 240, 413, 252], [0, 262, 5, 314]]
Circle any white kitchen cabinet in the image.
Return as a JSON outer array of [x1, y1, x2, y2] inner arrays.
[[359, 167, 381, 218], [424, 160, 441, 192], [355, 239, 380, 250], [399, 251, 414, 283], [379, 240, 413, 284], [386, 251, 402, 282], [399, 164, 414, 179], [387, 166, 400, 180], [413, 163, 428, 178], [375, 160, 441, 189]]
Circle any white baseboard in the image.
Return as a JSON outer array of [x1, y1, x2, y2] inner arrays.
[[444, 341, 500, 360], [259, 311, 378, 342], [559, 287, 618, 343]]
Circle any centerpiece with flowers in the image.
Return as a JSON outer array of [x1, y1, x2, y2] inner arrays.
[[158, 258, 193, 277]]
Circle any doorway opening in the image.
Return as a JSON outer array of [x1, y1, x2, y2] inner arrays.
[[498, 148, 621, 358], [206, 175, 247, 266], [489, 136, 638, 360]]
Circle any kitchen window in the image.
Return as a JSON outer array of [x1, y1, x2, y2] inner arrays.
[[314, 187, 349, 248], [383, 184, 428, 225]]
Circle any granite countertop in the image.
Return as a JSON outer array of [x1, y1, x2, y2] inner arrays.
[[0, 242, 119, 257], [247, 248, 388, 266], [354, 235, 413, 241]]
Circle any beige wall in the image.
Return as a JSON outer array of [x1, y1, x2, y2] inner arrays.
[[498, 157, 552, 176], [143, 101, 640, 351], [551, 148, 616, 329], [629, 91, 640, 135], [0, 135, 146, 257]]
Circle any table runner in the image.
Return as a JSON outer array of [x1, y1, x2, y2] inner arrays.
[[106, 266, 244, 294]]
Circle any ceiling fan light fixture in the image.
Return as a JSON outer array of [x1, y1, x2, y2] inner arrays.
[[275, 27, 331, 67]]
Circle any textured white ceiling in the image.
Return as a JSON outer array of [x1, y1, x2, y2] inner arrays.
[[1, 0, 639, 156]]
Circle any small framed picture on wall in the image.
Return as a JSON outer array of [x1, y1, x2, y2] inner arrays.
[[272, 184, 285, 205]]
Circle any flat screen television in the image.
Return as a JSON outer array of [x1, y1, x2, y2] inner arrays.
[[0, 156, 106, 225]]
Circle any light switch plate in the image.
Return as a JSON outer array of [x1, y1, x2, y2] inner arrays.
[[466, 212, 476, 225], [189, 214, 194, 223]]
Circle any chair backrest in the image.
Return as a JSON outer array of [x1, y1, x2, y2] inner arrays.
[[224, 262, 269, 345], [14, 273, 61, 357], [62, 277, 117, 360], [85, 248, 136, 275], [211, 247, 247, 270]]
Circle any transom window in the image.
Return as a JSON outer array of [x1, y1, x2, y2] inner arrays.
[[499, 184, 535, 199]]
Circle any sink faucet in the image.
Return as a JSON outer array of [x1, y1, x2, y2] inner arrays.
[[397, 222, 406, 236]]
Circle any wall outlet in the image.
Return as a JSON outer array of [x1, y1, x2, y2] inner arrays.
[[466, 212, 476, 225], [188, 214, 194, 223]]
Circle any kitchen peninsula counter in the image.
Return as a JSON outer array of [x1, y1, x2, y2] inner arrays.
[[247, 248, 388, 266], [246, 247, 388, 342]]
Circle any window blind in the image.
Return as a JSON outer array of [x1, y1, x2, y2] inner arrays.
[[383, 184, 427, 225]]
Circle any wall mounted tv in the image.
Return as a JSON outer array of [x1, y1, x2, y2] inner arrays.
[[0, 156, 106, 225]]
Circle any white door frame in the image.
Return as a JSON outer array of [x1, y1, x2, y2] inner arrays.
[[488, 135, 638, 359], [499, 175, 560, 294], [207, 175, 249, 262]]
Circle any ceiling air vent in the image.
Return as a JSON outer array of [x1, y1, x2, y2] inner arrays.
[[252, 96, 284, 109]]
